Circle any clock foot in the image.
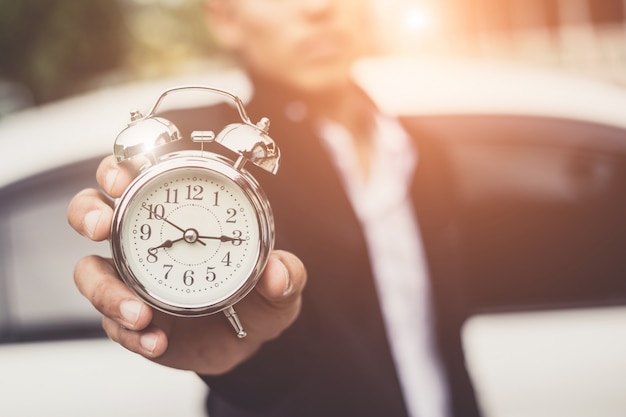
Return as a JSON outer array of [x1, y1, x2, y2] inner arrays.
[[224, 306, 247, 338]]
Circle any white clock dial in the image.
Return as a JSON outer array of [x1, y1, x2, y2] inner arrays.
[[117, 164, 263, 311], [110, 87, 279, 337]]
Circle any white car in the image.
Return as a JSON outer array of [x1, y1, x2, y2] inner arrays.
[[1, 58, 626, 417]]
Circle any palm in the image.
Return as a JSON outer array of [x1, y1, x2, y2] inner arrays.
[[149, 306, 262, 375]]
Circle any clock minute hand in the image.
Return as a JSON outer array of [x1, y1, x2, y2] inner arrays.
[[198, 235, 244, 244]]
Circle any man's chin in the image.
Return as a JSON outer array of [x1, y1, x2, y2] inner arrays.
[[287, 63, 356, 94]]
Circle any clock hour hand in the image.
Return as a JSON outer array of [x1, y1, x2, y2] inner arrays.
[[149, 237, 183, 252]]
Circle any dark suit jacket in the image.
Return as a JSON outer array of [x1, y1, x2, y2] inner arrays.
[[163, 78, 626, 417]]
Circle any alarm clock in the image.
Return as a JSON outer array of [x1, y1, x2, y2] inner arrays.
[[110, 86, 280, 338]]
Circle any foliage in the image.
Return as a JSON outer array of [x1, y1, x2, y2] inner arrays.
[[0, 0, 129, 104], [0, 0, 216, 105]]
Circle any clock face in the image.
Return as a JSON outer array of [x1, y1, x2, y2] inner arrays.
[[113, 161, 269, 314]]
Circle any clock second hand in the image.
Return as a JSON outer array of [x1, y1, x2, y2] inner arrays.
[[141, 204, 207, 246]]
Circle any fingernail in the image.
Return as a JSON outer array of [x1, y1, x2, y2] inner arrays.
[[280, 261, 293, 297], [140, 333, 158, 354], [120, 300, 142, 326], [105, 168, 119, 192], [83, 210, 102, 238]]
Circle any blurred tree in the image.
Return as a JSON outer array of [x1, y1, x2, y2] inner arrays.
[[0, 0, 216, 106], [123, 0, 219, 79], [0, 0, 129, 104]]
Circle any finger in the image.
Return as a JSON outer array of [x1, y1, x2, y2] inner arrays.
[[237, 250, 307, 339], [103, 316, 169, 358], [67, 188, 114, 241], [96, 155, 135, 198], [74, 255, 153, 331], [256, 250, 307, 305]]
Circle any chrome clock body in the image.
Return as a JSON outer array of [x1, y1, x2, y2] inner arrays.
[[109, 87, 280, 338]]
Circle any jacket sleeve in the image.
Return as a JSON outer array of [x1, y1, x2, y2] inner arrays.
[[198, 316, 311, 414]]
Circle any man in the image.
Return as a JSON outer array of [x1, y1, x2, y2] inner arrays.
[[68, 0, 477, 417], [67, 1, 479, 416]]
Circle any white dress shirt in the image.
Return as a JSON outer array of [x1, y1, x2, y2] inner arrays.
[[317, 114, 451, 417]]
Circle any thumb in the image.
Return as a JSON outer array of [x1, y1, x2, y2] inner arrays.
[[255, 250, 307, 306]]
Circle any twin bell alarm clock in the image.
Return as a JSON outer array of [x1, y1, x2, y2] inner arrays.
[[110, 86, 280, 338]]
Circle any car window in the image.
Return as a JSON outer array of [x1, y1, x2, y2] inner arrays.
[[0, 158, 107, 342]]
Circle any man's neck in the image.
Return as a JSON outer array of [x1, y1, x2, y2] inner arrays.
[[306, 83, 377, 180], [307, 82, 375, 140], [249, 73, 378, 178]]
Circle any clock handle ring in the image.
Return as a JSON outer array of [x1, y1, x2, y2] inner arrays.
[[145, 86, 253, 125]]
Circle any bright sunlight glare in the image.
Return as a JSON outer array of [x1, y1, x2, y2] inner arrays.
[[403, 5, 437, 34]]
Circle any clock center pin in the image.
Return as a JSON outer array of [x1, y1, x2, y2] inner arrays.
[[183, 229, 200, 244]]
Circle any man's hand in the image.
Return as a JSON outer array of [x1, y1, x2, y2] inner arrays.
[[67, 155, 306, 375]]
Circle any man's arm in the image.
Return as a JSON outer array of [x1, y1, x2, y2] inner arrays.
[[67, 155, 306, 375]]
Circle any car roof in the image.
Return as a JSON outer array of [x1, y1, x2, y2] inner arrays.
[[353, 56, 626, 126], [2, 57, 626, 189], [0, 68, 252, 190]]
